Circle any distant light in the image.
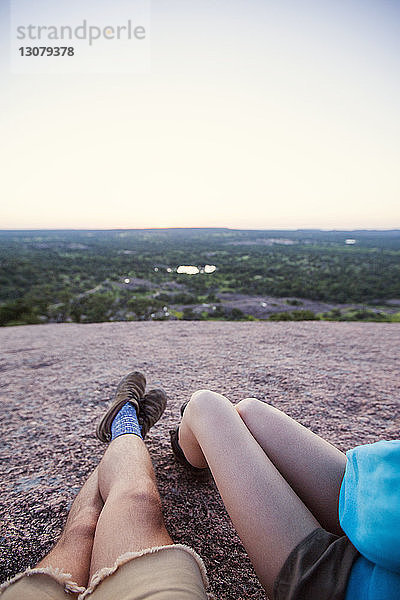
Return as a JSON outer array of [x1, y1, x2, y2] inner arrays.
[[163, 306, 168, 311], [177, 266, 200, 275], [345, 239, 356, 245], [166, 267, 172, 273], [176, 264, 217, 275], [204, 265, 216, 273], [165, 312, 170, 317], [150, 313, 155, 318], [154, 267, 159, 272], [124, 278, 130, 284], [261, 302, 267, 307]]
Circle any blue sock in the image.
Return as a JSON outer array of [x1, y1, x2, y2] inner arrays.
[[111, 402, 143, 441]]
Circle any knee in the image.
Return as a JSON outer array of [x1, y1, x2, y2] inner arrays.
[[113, 478, 162, 516], [236, 397, 265, 421], [186, 389, 232, 421], [61, 509, 98, 546], [123, 487, 164, 528], [190, 388, 220, 406]]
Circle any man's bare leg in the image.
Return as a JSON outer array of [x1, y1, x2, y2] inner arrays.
[[179, 390, 320, 597], [89, 434, 173, 579], [35, 467, 103, 588], [235, 398, 347, 534]]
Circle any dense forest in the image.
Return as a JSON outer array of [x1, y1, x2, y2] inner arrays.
[[1, 228, 400, 326]]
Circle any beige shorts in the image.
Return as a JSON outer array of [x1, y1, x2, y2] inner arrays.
[[0, 544, 211, 600]]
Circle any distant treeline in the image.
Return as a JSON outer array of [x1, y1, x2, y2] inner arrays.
[[0, 228, 399, 326]]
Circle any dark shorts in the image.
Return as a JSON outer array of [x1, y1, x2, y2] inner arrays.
[[274, 528, 360, 600]]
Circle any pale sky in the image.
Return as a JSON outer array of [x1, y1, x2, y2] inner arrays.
[[0, 0, 399, 229]]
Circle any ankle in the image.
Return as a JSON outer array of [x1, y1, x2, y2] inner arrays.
[[111, 401, 143, 441]]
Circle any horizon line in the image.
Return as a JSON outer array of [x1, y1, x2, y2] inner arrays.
[[0, 226, 400, 233]]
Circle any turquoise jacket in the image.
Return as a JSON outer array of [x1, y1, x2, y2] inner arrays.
[[339, 440, 400, 600]]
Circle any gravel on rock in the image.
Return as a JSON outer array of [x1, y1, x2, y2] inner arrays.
[[0, 321, 399, 599]]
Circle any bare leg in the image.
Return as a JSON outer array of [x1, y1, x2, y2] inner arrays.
[[179, 390, 320, 597], [235, 398, 346, 534], [89, 434, 173, 579], [35, 468, 103, 588]]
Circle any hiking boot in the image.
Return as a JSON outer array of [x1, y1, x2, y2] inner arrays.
[[170, 402, 210, 475], [179, 401, 189, 416], [138, 388, 168, 439], [96, 371, 146, 443]]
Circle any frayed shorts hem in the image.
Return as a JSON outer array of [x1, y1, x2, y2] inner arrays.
[[0, 543, 213, 600]]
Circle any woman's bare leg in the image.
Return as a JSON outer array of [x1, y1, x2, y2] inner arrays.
[[35, 468, 103, 588], [89, 434, 173, 579], [235, 398, 346, 534], [179, 390, 320, 597]]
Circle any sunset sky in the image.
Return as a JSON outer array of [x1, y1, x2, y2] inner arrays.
[[0, 0, 399, 230]]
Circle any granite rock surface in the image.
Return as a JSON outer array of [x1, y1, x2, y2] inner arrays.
[[1, 321, 399, 599]]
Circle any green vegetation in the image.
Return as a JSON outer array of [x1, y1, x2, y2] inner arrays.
[[320, 307, 400, 322], [0, 228, 399, 326], [269, 310, 319, 321]]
